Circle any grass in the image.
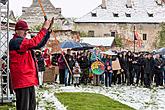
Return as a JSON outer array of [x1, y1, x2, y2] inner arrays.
[[56, 92, 135, 110], [0, 103, 15, 110]]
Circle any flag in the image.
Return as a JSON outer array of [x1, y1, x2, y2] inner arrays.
[[134, 31, 142, 47]]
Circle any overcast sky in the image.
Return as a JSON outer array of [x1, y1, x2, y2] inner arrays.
[[9, 0, 101, 18]]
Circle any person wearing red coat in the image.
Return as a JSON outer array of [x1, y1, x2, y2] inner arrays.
[[43, 48, 51, 68], [9, 19, 52, 110]]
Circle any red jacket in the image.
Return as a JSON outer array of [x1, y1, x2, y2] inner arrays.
[[9, 28, 49, 90], [43, 48, 51, 67]]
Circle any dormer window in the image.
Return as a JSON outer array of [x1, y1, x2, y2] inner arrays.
[[113, 13, 119, 17], [91, 11, 97, 17], [126, 13, 131, 17], [91, 13, 97, 17], [148, 13, 153, 17]]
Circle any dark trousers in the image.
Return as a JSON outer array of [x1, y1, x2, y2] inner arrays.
[[125, 69, 130, 85], [105, 72, 112, 87], [117, 74, 121, 84], [15, 86, 36, 110], [140, 68, 144, 85], [121, 70, 127, 84], [136, 70, 141, 85], [155, 71, 163, 86], [64, 68, 72, 86], [81, 68, 89, 85], [113, 70, 118, 85], [130, 69, 135, 85], [59, 69, 65, 84], [144, 73, 150, 87]]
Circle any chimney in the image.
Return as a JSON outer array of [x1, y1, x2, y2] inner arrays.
[[101, 0, 106, 9], [126, 0, 132, 8], [155, 0, 163, 5]]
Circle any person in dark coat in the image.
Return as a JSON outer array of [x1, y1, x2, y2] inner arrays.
[[126, 51, 134, 85], [35, 50, 45, 87], [139, 54, 145, 86], [64, 49, 75, 86], [132, 53, 142, 86], [123, 52, 131, 85], [118, 52, 126, 84], [58, 54, 65, 84], [78, 52, 90, 85], [154, 54, 164, 86], [142, 53, 154, 88], [134, 54, 143, 86], [104, 55, 113, 87]]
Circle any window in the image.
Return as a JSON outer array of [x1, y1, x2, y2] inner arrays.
[[88, 31, 94, 37], [91, 12, 97, 17], [111, 32, 116, 37], [148, 13, 153, 17], [143, 34, 147, 40], [113, 13, 119, 17], [126, 13, 131, 17]]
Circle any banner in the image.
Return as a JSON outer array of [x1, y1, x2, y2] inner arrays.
[[112, 58, 121, 70], [91, 61, 105, 75]]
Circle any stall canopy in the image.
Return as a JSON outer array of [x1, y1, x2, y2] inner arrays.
[[80, 37, 114, 47]]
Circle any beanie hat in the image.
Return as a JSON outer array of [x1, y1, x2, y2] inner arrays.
[[15, 20, 29, 30]]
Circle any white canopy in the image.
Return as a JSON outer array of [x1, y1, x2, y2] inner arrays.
[[80, 37, 114, 47]]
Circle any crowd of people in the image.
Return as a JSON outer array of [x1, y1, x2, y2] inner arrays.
[[47, 49, 165, 88]]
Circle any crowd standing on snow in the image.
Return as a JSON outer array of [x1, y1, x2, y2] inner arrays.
[[28, 48, 165, 88]]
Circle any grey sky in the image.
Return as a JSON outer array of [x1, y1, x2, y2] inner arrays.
[[9, 0, 101, 18]]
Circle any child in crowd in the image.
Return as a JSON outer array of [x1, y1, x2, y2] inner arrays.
[[104, 55, 113, 87], [73, 61, 81, 87]]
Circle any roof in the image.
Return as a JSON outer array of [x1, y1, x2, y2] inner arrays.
[[80, 37, 114, 46], [21, 0, 62, 27], [75, 0, 165, 23], [1, 13, 16, 24]]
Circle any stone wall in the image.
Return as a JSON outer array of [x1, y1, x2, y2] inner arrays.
[[75, 23, 160, 51]]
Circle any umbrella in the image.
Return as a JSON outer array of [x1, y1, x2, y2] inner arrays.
[[71, 43, 94, 51], [60, 40, 82, 49], [100, 49, 117, 55], [80, 43, 94, 50], [157, 47, 165, 55]]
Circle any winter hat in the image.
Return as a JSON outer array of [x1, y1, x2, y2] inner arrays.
[[15, 20, 29, 31]]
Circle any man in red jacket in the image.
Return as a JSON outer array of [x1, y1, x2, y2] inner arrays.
[[9, 19, 52, 110]]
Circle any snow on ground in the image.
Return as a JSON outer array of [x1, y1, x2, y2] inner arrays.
[[36, 85, 66, 110], [36, 84, 165, 110]]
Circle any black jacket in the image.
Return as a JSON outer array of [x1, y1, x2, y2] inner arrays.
[[143, 58, 154, 74]]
